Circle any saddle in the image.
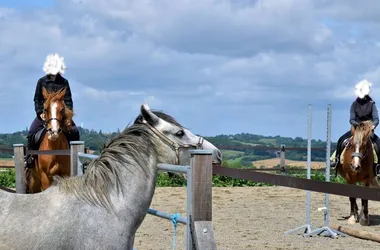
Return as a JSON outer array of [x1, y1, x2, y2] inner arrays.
[[27, 128, 47, 151]]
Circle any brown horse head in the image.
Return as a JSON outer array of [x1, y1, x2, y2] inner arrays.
[[42, 87, 74, 141], [349, 120, 374, 172]]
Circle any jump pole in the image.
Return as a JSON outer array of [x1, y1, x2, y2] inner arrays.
[[284, 104, 316, 235], [304, 104, 347, 238]]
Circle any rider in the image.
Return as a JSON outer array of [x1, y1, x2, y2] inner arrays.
[[24, 53, 80, 168], [330, 79, 380, 175]]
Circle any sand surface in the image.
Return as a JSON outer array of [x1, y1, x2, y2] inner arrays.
[[135, 186, 380, 250]]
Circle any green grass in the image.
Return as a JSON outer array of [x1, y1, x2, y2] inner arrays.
[[0, 169, 15, 188], [0, 167, 349, 189], [226, 156, 245, 165]]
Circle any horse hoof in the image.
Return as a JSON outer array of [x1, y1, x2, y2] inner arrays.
[[360, 218, 370, 226], [348, 216, 357, 224]]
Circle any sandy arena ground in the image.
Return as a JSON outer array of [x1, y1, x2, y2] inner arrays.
[[135, 186, 380, 250]]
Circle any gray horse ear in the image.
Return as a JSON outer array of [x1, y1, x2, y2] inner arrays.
[[141, 103, 159, 125]]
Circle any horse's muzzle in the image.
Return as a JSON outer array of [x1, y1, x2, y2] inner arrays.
[[351, 163, 361, 172]]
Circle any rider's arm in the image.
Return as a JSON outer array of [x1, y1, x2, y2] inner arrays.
[[64, 79, 73, 111], [349, 103, 359, 126], [372, 103, 379, 128], [33, 79, 44, 119]]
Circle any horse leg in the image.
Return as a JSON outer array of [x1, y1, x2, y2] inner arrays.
[[348, 197, 359, 224], [40, 170, 54, 191], [359, 178, 379, 226], [27, 167, 42, 193], [359, 198, 370, 226]]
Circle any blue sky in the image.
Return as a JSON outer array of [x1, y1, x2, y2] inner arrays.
[[1, 0, 380, 142]]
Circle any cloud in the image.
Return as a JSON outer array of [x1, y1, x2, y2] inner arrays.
[[1, 0, 380, 142]]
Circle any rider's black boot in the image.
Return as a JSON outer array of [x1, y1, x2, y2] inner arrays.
[[371, 139, 380, 176], [24, 135, 35, 169]]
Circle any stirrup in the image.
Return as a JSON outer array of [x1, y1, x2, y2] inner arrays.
[[375, 164, 380, 176], [330, 157, 339, 169]]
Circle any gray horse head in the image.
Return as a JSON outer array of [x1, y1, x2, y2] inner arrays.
[[134, 103, 222, 166]]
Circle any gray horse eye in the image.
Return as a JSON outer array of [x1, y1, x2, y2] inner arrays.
[[175, 130, 185, 137]]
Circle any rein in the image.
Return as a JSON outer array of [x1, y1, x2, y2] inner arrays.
[[142, 119, 204, 165]]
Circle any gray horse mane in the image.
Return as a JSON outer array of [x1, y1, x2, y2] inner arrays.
[[57, 110, 183, 212]]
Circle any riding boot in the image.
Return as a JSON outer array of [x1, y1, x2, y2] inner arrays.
[[374, 141, 380, 176], [65, 129, 80, 144], [24, 135, 35, 169]]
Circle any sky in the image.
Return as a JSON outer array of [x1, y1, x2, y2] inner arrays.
[[1, 0, 380, 142]]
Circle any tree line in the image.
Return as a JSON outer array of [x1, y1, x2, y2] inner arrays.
[[0, 128, 336, 160]]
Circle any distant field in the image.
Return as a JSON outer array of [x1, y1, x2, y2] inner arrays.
[[252, 158, 326, 169], [257, 138, 276, 145], [220, 150, 244, 158]]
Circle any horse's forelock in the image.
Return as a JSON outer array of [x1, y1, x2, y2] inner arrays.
[[353, 121, 373, 145]]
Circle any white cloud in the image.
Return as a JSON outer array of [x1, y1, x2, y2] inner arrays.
[[1, 0, 380, 141]]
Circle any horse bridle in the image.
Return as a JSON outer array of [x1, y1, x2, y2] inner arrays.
[[142, 119, 204, 165], [350, 137, 370, 161], [43, 117, 63, 134]]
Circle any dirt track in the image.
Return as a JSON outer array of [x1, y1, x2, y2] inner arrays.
[[135, 186, 380, 250]]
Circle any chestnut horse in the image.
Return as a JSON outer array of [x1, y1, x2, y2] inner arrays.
[[26, 87, 73, 193], [338, 120, 380, 226]]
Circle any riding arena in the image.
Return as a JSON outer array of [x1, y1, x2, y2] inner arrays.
[[1, 103, 380, 250]]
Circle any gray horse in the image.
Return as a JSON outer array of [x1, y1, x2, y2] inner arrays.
[[0, 103, 222, 250]]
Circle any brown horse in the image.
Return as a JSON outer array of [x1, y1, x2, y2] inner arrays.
[[26, 87, 74, 193], [338, 120, 380, 226]]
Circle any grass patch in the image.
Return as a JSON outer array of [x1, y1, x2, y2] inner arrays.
[[0, 169, 15, 188]]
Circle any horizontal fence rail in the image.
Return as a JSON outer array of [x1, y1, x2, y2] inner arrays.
[[147, 208, 187, 225], [212, 165, 380, 202], [215, 145, 328, 151]]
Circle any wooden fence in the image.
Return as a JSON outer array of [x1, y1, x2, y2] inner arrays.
[[2, 142, 380, 245]]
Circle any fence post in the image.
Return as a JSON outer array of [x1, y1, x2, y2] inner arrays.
[[13, 144, 26, 194], [280, 145, 286, 173], [189, 149, 217, 250], [70, 141, 85, 176]]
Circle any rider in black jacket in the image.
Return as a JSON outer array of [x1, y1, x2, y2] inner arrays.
[[331, 80, 380, 175], [24, 54, 80, 168]]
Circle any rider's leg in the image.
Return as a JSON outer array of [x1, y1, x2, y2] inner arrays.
[[370, 132, 380, 176], [24, 117, 44, 168], [64, 121, 80, 144], [331, 130, 352, 169]]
